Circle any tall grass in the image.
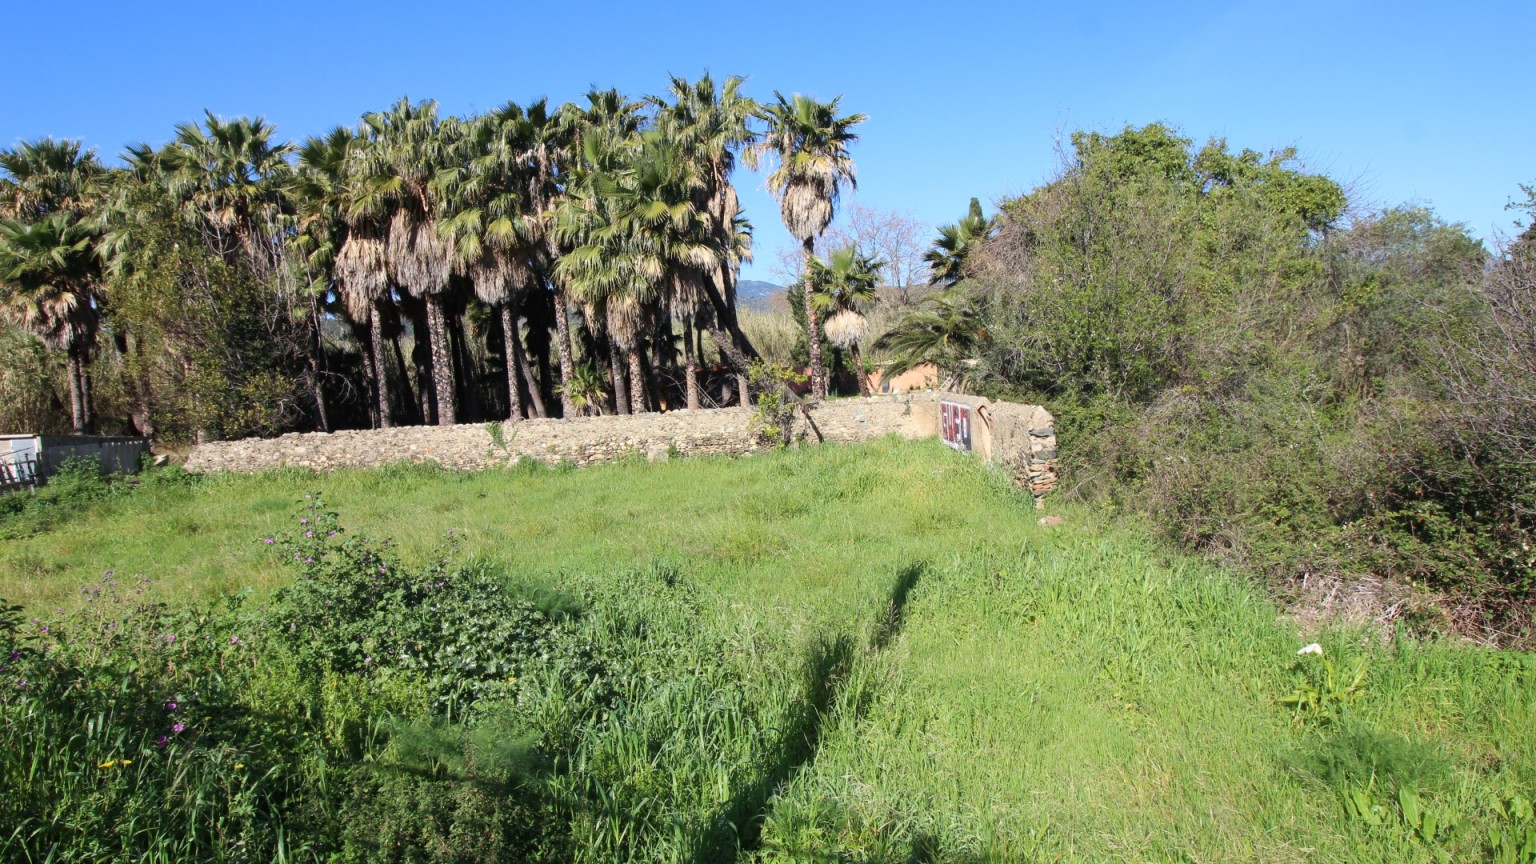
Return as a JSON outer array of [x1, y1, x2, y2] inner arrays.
[[3, 439, 1533, 861]]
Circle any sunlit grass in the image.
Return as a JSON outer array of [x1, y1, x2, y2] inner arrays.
[[4, 438, 1532, 862]]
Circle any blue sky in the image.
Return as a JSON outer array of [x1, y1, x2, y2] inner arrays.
[[3, 0, 1531, 281]]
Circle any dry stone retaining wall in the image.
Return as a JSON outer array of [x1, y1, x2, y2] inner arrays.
[[184, 391, 1058, 499]]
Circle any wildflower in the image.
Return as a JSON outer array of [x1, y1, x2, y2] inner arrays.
[[305, 530, 313, 538], [98, 758, 131, 769], [1297, 643, 1324, 656], [155, 735, 169, 748], [172, 722, 185, 734], [262, 537, 274, 545], [165, 701, 178, 712], [165, 634, 176, 644], [299, 517, 309, 525], [234, 763, 245, 771], [304, 557, 313, 565], [230, 636, 239, 644]]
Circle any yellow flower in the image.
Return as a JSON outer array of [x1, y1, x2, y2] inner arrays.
[[234, 763, 245, 771], [97, 758, 131, 769]]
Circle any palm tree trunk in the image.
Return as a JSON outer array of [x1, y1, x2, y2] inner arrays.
[[450, 308, 482, 423], [802, 238, 826, 399], [702, 262, 759, 405], [850, 343, 871, 396], [425, 293, 457, 425], [683, 317, 700, 410], [66, 348, 87, 435], [308, 306, 332, 433], [80, 353, 95, 434], [513, 319, 545, 419], [498, 303, 524, 421], [628, 347, 647, 415], [370, 302, 394, 428], [551, 287, 577, 419], [608, 337, 630, 416], [391, 333, 420, 425]]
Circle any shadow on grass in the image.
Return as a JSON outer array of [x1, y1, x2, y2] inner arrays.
[[870, 562, 924, 652], [686, 562, 925, 863]]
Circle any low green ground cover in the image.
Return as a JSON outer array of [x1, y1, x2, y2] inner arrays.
[[2, 439, 1533, 862]]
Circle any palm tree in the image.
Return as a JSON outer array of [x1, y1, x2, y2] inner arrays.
[[156, 111, 293, 276], [0, 213, 103, 432], [872, 287, 985, 391], [808, 245, 883, 396], [443, 102, 548, 421], [550, 91, 652, 413], [353, 98, 462, 425], [756, 92, 866, 398], [926, 197, 993, 286], [0, 138, 107, 221], [652, 75, 761, 405], [522, 97, 599, 419], [0, 138, 109, 433], [292, 126, 401, 428], [153, 112, 343, 431]]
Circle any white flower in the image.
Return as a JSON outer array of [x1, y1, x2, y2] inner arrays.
[[1297, 643, 1324, 656]]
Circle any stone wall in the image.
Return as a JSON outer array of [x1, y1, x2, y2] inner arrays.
[[184, 391, 1057, 498]]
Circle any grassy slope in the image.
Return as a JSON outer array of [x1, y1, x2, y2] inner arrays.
[[3, 438, 1532, 862]]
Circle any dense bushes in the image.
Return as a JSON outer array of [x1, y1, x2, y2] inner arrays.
[[919, 122, 1534, 643]]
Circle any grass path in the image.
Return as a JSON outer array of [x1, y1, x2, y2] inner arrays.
[[4, 438, 1533, 861]]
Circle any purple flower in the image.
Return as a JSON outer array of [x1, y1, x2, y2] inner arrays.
[[165, 634, 176, 644], [230, 636, 239, 644], [155, 735, 168, 748], [305, 530, 313, 538], [262, 537, 274, 545], [326, 531, 336, 537], [165, 701, 178, 711], [299, 517, 309, 525], [304, 557, 313, 565], [172, 722, 185, 734]]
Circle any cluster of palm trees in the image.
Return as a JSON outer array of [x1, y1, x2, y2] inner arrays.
[[0, 76, 882, 437]]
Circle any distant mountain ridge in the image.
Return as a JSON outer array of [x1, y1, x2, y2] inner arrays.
[[736, 279, 783, 311]]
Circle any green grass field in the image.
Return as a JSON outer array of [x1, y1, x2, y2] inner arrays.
[[4, 438, 1534, 862]]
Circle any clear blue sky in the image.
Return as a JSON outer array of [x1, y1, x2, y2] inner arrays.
[[3, 0, 1531, 281]]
